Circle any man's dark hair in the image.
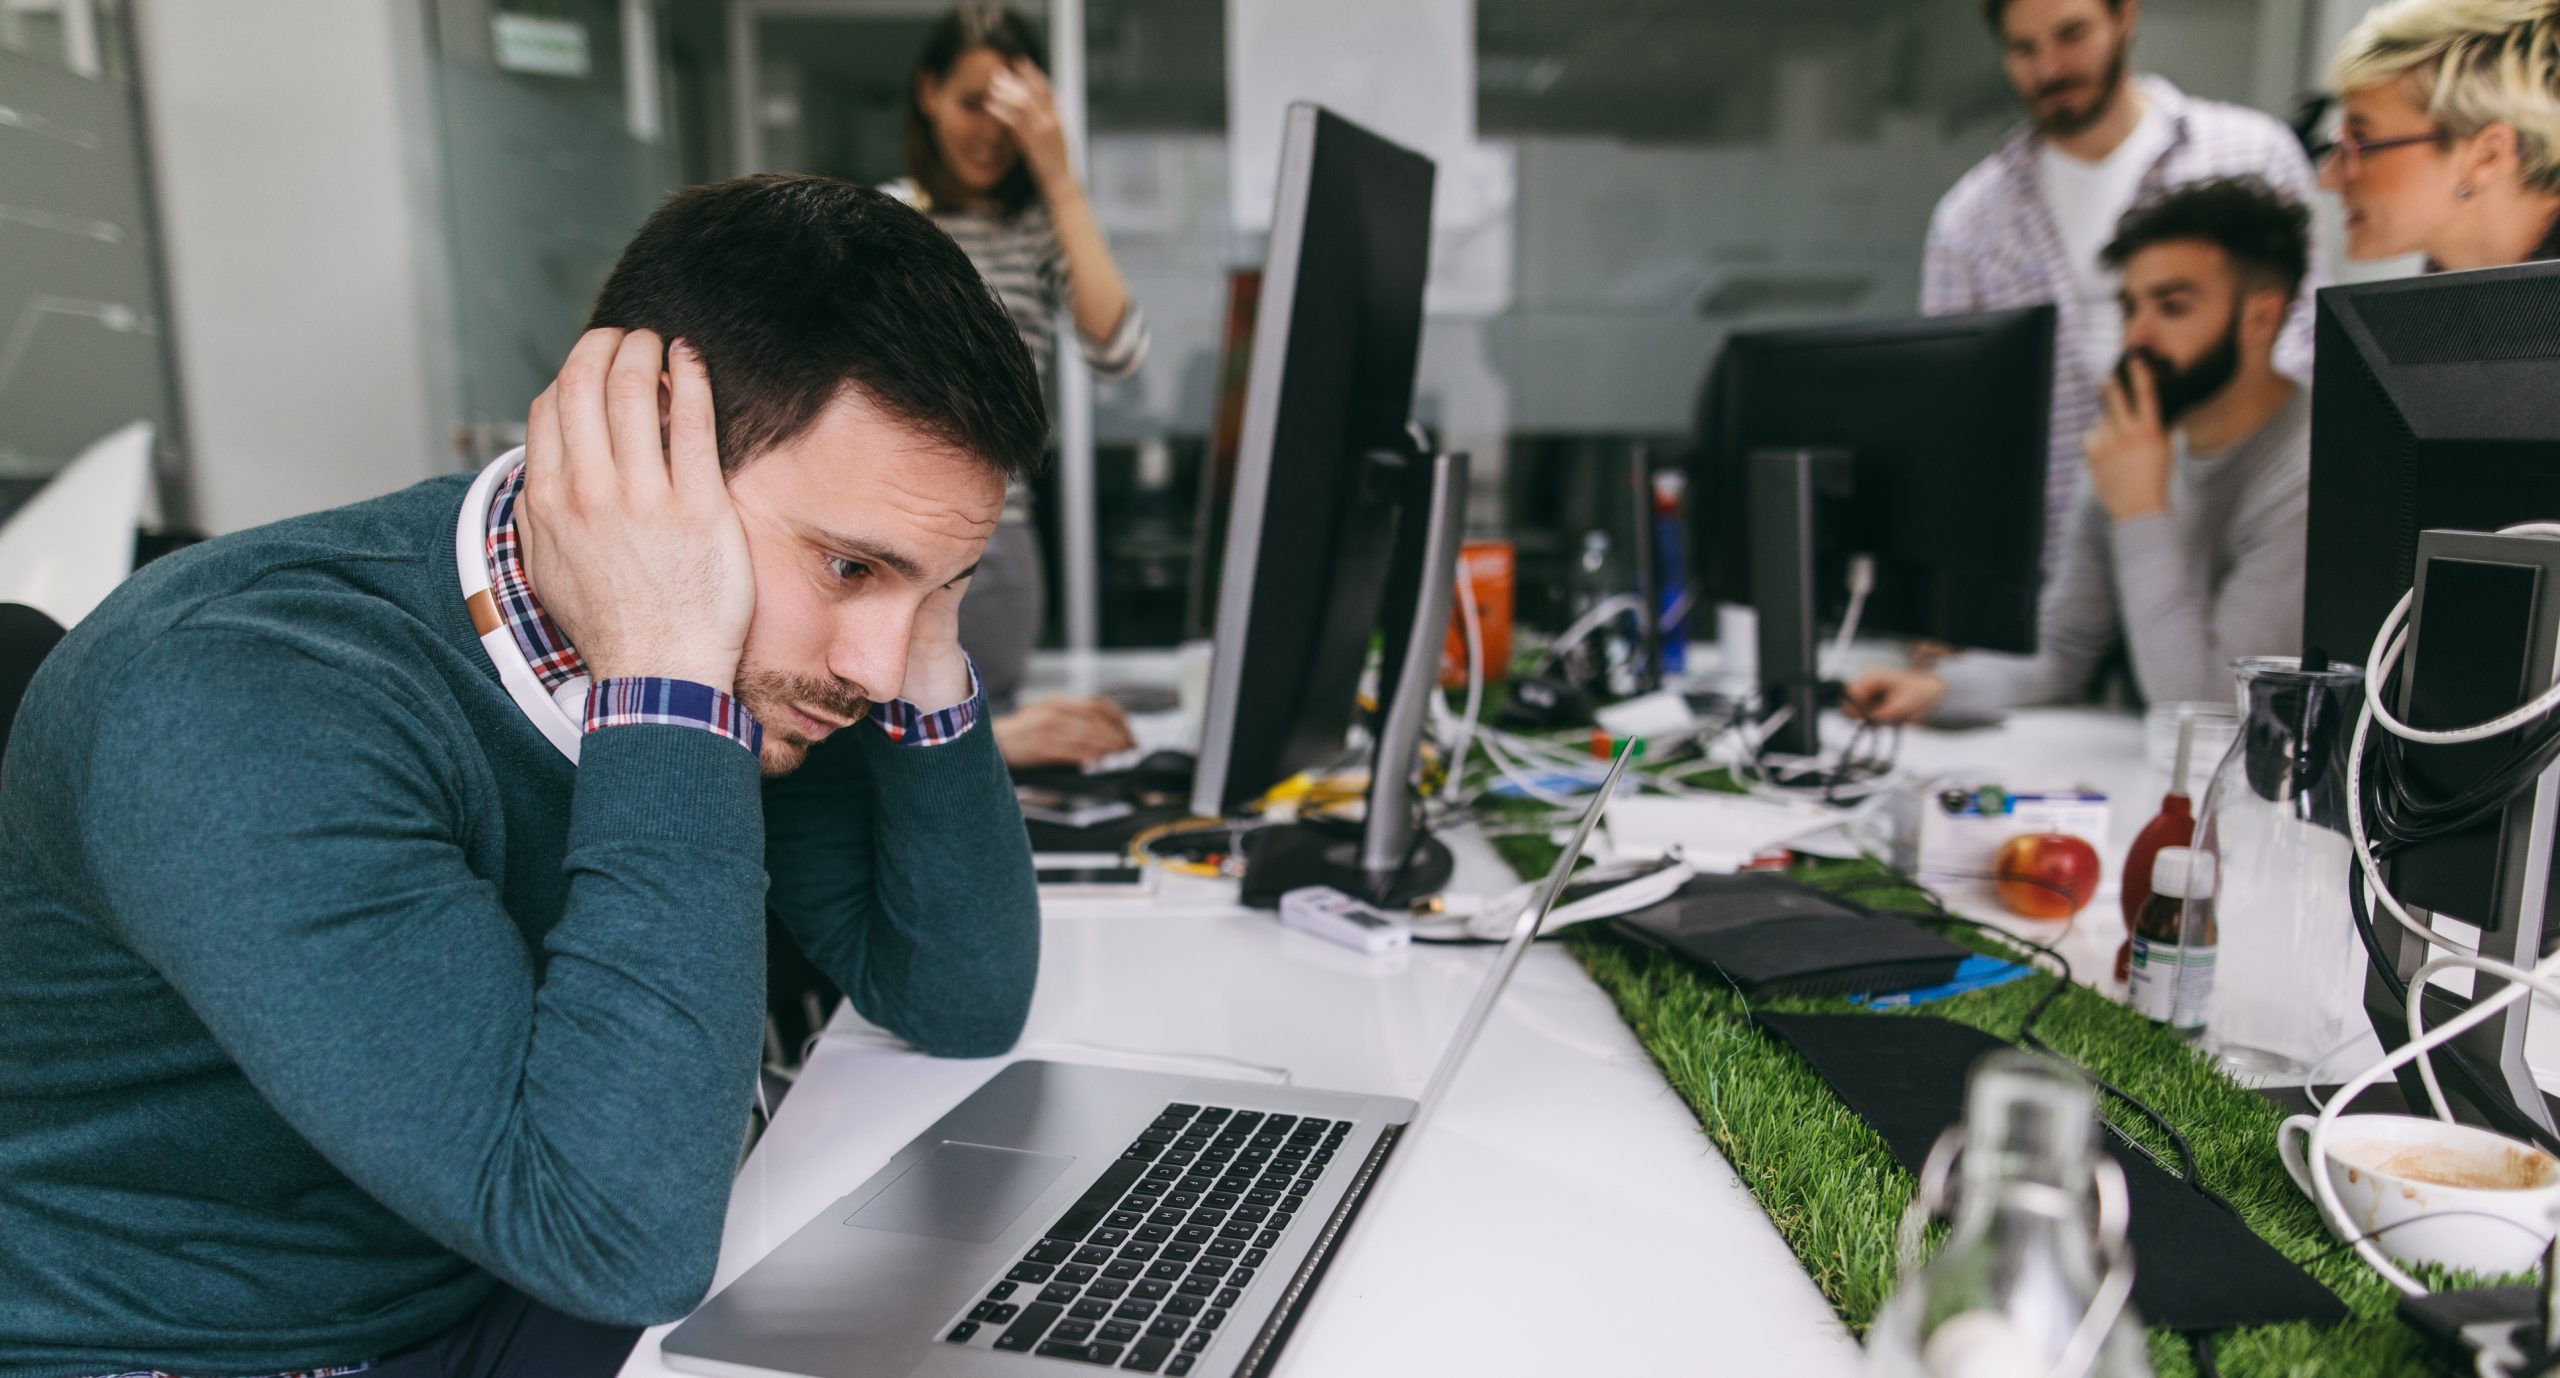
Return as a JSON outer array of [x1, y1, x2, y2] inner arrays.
[[1983, 0, 2125, 28], [587, 173, 1046, 479], [905, 6, 1046, 217], [2099, 175, 2312, 303]]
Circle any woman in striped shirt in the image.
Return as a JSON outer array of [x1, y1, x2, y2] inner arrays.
[[895, 5, 1148, 768]]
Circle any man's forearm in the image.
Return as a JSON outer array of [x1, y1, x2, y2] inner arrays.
[[849, 722, 1037, 1054], [767, 717, 1039, 1057]]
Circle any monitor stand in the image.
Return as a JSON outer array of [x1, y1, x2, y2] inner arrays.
[[1748, 446, 1852, 759], [1239, 447, 1468, 910]]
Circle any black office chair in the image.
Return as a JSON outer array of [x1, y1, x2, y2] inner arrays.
[[0, 602, 65, 759]]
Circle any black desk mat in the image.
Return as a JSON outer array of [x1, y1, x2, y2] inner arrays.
[[1013, 765, 1191, 857], [1756, 1011, 2348, 1333]]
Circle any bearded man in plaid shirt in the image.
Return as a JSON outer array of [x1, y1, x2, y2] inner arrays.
[[1926, 0, 2324, 559]]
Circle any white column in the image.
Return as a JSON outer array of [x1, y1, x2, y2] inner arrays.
[[58, 0, 99, 77], [133, 0, 453, 533], [1050, 0, 1100, 651], [621, 0, 663, 145]]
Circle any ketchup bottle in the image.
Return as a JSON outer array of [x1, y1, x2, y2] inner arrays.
[[2113, 715, 2199, 985]]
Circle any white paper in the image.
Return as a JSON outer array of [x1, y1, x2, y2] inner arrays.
[[1602, 793, 1841, 872]]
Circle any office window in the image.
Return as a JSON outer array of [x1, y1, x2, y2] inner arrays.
[[0, 0, 182, 520], [427, 0, 724, 465]]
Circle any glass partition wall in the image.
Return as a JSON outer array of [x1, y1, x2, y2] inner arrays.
[[0, 0, 184, 524], [413, 0, 2340, 648]]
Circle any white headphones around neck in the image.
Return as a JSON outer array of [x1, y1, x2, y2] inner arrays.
[[458, 450, 586, 763]]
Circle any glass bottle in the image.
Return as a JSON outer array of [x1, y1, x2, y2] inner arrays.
[[2128, 846, 2215, 1034], [2112, 716, 2201, 985], [1867, 1051, 2151, 1378], [2183, 656, 2370, 1079]]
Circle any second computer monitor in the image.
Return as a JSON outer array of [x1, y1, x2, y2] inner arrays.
[[1190, 104, 1435, 821], [2302, 261, 2560, 669], [1692, 304, 2056, 657]]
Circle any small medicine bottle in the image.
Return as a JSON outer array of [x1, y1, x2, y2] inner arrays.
[[2127, 845, 2216, 1035]]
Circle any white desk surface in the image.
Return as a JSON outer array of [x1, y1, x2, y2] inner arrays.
[[618, 702, 2173, 1378]]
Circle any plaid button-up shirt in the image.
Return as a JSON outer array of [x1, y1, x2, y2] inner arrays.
[[1921, 76, 2324, 558], [485, 460, 979, 754]]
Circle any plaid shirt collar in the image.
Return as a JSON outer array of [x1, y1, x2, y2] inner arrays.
[[485, 462, 587, 693]]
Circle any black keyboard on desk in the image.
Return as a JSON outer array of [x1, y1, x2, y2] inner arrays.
[[940, 1103, 1353, 1374]]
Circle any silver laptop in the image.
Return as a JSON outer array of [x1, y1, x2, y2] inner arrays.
[[662, 746, 1634, 1378]]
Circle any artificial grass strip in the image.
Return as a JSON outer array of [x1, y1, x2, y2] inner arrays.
[[1502, 828, 2458, 1376]]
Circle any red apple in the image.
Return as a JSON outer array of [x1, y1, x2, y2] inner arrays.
[[1993, 832, 2102, 919]]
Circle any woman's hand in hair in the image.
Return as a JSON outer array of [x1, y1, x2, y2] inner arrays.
[[517, 328, 756, 694], [985, 58, 1073, 194]]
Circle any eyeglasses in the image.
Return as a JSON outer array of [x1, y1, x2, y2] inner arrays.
[[2308, 129, 2451, 177]]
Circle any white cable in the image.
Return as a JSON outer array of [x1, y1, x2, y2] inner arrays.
[[2338, 527, 2560, 958], [2405, 947, 2560, 1128], [2361, 523, 2560, 747], [2306, 944, 2560, 1297], [1474, 725, 1586, 808], [2340, 522, 2560, 963], [2305, 517, 2560, 1294], [1535, 592, 1643, 672], [1418, 855, 1698, 942], [1824, 553, 1876, 679], [2346, 698, 2476, 958], [2296, 1033, 2375, 1114]]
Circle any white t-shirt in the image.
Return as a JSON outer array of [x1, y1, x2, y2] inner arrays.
[[2038, 99, 2173, 380]]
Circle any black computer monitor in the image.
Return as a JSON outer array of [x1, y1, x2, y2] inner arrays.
[[2303, 264, 2560, 1148], [1189, 104, 1460, 906], [1688, 305, 2055, 755], [2301, 261, 2560, 668]]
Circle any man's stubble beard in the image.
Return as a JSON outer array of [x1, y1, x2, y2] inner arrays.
[[737, 665, 871, 777], [2030, 37, 2129, 139]]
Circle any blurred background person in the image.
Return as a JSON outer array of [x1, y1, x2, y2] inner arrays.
[[895, 4, 1149, 768], [1854, 179, 2314, 724], [1924, 0, 2321, 561], [2321, 0, 2560, 269]]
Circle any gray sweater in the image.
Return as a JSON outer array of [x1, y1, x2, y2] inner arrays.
[[1934, 386, 2309, 722]]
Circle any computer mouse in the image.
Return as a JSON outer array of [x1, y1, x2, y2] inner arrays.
[[1132, 749, 1197, 793]]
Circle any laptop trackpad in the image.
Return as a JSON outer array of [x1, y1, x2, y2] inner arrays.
[[845, 1141, 1073, 1243]]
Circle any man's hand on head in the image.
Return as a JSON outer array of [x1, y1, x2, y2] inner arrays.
[[516, 328, 756, 693], [2086, 358, 2174, 525]]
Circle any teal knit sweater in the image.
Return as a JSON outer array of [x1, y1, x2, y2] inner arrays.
[[0, 474, 1040, 1378]]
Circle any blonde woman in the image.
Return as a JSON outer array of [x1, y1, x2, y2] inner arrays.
[[2323, 0, 2560, 266]]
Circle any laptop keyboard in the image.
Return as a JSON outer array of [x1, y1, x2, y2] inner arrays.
[[940, 1103, 1353, 1373]]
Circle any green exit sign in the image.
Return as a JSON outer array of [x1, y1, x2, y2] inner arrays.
[[491, 13, 591, 78]]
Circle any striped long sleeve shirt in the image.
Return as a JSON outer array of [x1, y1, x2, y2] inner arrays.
[[889, 178, 1149, 387]]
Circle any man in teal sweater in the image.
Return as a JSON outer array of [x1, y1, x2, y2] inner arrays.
[[0, 176, 1045, 1378]]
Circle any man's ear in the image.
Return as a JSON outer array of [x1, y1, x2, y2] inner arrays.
[[2243, 285, 2290, 354]]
